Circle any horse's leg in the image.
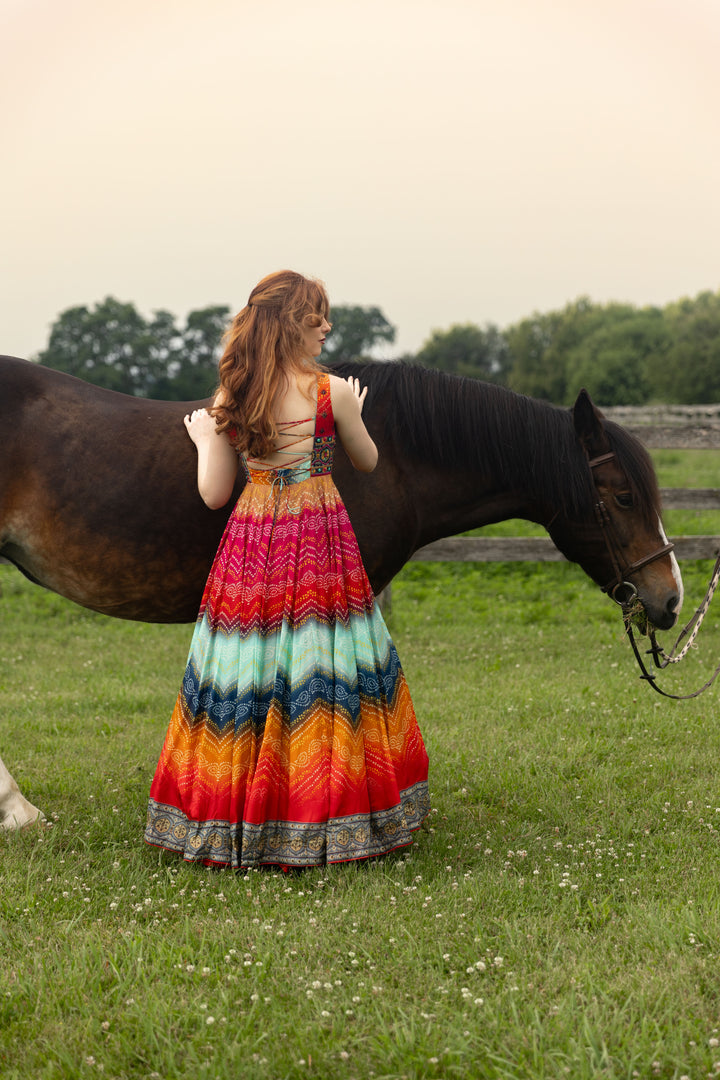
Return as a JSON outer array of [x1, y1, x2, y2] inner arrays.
[[0, 754, 44, 829]]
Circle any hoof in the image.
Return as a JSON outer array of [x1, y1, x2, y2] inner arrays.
[[0, 805, 46, 832], [22, 811, 49, 831]]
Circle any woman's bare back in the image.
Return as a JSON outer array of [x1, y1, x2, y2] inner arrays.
[[246, 373, 319, 470]]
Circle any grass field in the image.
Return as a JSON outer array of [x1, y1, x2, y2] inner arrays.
[[2, 451, 720, 1080]]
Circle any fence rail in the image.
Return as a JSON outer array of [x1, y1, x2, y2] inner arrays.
[[410, 531, 720, 565]]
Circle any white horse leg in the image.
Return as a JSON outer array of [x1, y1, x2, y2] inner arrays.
[[0, 753, 44, 829]]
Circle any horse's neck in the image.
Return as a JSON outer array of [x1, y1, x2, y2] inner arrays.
[[407, 460, 550, 550], [399, 392, 558, 546]]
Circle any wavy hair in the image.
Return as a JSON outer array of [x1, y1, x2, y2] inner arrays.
[[210, 270, 330, 458]]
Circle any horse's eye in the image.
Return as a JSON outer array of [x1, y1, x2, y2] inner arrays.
[[614, 492, 634, 509]]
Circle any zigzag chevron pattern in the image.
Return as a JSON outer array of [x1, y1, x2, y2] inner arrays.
[[145, 374, 429, 868]]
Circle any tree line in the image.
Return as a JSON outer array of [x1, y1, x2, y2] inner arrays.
[[35, 299, 395, 401], [35, 289, 720, 405]]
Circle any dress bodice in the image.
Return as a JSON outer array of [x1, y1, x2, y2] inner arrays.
[[243, 373, 335, 485]]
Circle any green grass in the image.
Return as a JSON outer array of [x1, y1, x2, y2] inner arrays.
[[654, 449, 720, 541], [653, 449, 720, 489], [2, 475, 720, 1078]]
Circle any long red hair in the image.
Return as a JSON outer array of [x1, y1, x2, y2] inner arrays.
[[210, 270, 330, 458]]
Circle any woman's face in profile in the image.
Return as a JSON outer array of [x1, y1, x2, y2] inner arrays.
[[303, 315, 332, 358]]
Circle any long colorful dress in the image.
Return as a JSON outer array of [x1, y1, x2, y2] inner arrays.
[[145, 374, 430, 868]]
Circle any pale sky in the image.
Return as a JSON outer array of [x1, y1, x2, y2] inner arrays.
[[2, 0, 720, 360]]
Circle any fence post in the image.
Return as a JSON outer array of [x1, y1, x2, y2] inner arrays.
[[376, 584, 392, 618]]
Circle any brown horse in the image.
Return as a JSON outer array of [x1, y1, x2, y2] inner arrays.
[[0, 354, 682, 827]]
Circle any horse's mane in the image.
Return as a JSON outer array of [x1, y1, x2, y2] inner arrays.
[[330, 359, 661, 523]]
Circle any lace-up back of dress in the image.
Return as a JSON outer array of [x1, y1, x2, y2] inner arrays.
[[245, 413, 316, 471], [243, 375, 334, 479]]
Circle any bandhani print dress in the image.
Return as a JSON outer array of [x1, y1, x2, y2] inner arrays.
[[145, 374, 430, 868]]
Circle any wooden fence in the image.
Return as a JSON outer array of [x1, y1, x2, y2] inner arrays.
[[378, 406, 720, 610]]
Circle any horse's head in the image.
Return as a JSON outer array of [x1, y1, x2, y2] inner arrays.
[[548, 390, 683, 631]]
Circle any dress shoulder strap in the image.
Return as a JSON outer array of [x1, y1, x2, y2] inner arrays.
[[314, 373, 334, 439]]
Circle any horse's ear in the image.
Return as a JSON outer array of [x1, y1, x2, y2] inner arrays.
[[572, 388, 609, 456]]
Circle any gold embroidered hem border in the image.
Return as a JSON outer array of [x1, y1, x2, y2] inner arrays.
[[145, 780, 430, 868]]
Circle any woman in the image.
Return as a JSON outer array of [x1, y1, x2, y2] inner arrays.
[[145, 270, 429, 868]]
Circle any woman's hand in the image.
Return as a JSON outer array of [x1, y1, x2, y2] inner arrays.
[[346, 376, 368, 413], [331, 374, 377, 472], [183, 408, 239, 509], [184, 408, 218, 444]]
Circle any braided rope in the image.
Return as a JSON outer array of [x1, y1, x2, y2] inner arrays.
[[623, 554, 720, 700], [649, 554, 720, 667]]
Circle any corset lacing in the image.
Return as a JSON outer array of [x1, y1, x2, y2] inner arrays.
[[245, 416, 316, 526]]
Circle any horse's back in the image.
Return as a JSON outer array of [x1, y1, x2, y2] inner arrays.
[[0, 356, 234, 621]]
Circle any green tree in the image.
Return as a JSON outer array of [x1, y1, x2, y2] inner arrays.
[[153, 305, 231, 400], [36, 297, 180, 397], [416, 323, 510, 382], [504, 297, 661, 404], [653, 291, 720, 404], [563, 308, 668, 406], [505, 297, 614, 403], [323, 305, 395, 363], [36, 299, 232, 400], [504, 309, 564, 401]]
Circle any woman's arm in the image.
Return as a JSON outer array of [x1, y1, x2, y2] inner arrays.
[[184, 407, 239, 509], [329, 375, 378, 473]]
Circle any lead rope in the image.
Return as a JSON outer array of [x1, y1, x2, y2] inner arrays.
[[647, 553, 720, 667], [624, 552, 720, 699]]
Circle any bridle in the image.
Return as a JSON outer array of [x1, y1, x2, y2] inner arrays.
[[588, 451, 674, 605], [588, 450, 720, 700]]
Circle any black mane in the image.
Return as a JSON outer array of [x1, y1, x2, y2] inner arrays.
[[330, 359, 660, 523]]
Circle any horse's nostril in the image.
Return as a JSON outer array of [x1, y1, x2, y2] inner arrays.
[[667, 594, 680, 615]]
